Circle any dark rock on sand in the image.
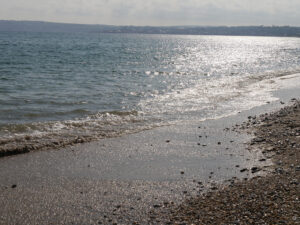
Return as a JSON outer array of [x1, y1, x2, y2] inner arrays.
[[251, 167, 261, 173]]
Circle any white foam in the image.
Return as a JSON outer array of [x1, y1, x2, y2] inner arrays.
[[138, 72, 297, 123], [275, 73, 300, 89]]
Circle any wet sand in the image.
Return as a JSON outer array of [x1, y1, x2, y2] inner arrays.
[[0, 75, 300, 224], [0, 111, 263, 224]]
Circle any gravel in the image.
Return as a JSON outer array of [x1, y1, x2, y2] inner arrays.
[[152, 99, 300, 224]]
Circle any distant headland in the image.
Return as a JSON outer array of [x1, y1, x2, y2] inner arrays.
[[0, 20, 300, 37]]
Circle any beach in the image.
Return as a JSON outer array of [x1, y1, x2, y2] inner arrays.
[[0, 74, 299, 224], [1, 32, 300, 224], [163, 98, 300, 224]]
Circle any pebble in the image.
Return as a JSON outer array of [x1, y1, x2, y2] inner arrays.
[[275, 168, 284, 174], [290, 179, 298, 185], [251, 167, 261, 173]]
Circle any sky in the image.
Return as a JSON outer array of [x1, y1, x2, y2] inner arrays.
[[0, 0, 300, 26]]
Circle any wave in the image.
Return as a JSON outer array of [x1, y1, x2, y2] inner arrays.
[[1, 70, 300, 156], [0, 110, 160, 155]]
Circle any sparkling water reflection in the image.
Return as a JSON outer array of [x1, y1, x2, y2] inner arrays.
[[0, 33, 300, 142]]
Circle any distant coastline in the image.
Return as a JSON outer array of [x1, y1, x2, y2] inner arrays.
[[1, 20, 300, 37]]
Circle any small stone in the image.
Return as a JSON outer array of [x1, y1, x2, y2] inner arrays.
[[265, 147, 275, 152], [240, 168, 248, 173], [24, 136, 31, 140], [251, 167, 261, 173], [180, 171, 184, 174], [252, 137, 265, 143], [11, 184, 17, 188], [290, 179, 298, 185], [275, 167, 284, 174]]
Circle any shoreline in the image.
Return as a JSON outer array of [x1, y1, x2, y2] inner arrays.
[[158, 99, 300, 224], [1, 73, 300, 159], [0, 73, 300, 158], [0, 78, 300, 223], [0, 102, 273, 224]]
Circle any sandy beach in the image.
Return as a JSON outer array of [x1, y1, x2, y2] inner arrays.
[[0, 76, 300, 224]]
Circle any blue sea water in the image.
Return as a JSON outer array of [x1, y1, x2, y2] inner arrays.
[[0, 32, 300, 147]]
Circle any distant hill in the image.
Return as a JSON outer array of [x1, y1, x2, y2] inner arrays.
[[1, 20, 300, 37]]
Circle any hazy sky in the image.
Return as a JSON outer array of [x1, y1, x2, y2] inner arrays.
[[1, 0, 300, 26]]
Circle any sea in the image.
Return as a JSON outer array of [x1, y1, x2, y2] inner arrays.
[[1, 32, 300, 150]]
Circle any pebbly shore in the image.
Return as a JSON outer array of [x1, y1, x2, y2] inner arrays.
[[1, 98, 299, 224], [151, 99, 300, 224]]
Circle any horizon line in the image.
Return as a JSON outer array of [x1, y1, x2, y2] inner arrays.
[[1, 19, 299, 28]]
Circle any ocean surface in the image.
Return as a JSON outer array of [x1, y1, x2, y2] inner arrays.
[[1, 32, 300, 149]]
